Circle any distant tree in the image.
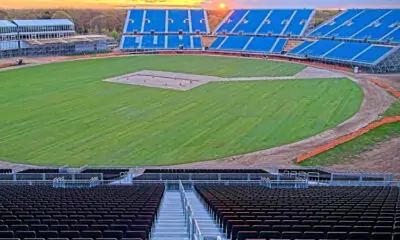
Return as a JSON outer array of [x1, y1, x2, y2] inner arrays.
[[0, 10, 8, 20], [111, 30, 118, 40], [52, 10, 73, 21], [39, 10, 52, 19]]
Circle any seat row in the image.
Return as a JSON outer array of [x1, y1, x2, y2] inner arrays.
[[121, 35, 202, 50], [288, 39, 395, 65], [231, 229, 400, 240], [215, 9, 314, 36], [0, 229, 148, 239], [0, 185, 164, 240], [195, 185, 399, 240], [309, 9, 400, 43], [124, 9, 209, 34]]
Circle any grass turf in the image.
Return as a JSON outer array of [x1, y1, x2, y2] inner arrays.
[[0, 55, 363, 166], [299, 101, 400, 166]]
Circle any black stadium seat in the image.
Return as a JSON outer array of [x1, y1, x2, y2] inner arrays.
[[195, 185, 399, 240]]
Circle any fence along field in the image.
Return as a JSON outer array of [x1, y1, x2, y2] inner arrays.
[[0, 55, 363, 166]]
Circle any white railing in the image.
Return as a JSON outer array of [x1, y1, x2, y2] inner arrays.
[[260, 177, 309, 189], [179, 181, 222, 240], [53, 177, 65, 188]]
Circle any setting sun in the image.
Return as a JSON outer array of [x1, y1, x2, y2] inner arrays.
[[219, 3, 226, 8]]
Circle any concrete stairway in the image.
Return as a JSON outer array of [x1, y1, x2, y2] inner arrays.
[[151, 191, 189, 240], [186, 191, 226, 239]]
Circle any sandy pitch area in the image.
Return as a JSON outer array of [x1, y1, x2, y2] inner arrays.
[[103, 67, 344, 91]]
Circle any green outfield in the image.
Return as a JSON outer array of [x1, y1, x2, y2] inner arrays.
[[0, 55, 363, 166]]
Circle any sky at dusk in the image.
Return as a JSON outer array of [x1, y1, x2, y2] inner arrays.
[[0, 0, 399, 9]]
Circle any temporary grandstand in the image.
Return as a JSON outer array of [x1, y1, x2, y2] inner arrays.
[[0, 166, 399, 240], [121, 9, 210, 51], [0, 19, 110, 58], [120, 8, 400, 73]]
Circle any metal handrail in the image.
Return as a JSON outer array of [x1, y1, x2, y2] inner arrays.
[[179, 180, 205, 240]]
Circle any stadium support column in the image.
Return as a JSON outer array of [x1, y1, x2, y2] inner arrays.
[[350, 45, 373, 61], [255, 10, 273, 35], [188, 9, 193, 33], [203, 9, 211, 34], [350, 10, 393, 39], [213, 10, 233, 34], [321, 42, 345, 57], [141, 10, 147, 33], [123, 10, 130, 34], [165, 10, 169, 33], [379, 26, 400, 42], [322, 10, 366, 37], [280, 10, 297, 36], [301, 9, 316, 36], [230, 10, 249, 34]]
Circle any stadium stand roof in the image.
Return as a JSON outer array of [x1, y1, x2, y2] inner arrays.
[[0, 20, 17, 28], [12, 19, 74, 27]]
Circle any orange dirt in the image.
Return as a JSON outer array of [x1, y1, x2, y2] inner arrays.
[[296, 116, 400, 163]]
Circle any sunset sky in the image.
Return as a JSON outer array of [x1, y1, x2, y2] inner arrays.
[[1, 0, 399, 9]]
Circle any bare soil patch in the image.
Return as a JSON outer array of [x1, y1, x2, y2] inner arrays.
[[329, 136, 400, 178], [103, 67, 344, 91], [367, 73, 400, 90], [103, 70, 221, 91]]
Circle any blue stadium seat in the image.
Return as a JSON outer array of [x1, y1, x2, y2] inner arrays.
[[310, 9, 361, 37], [192, 36, 203, 49], [271, 38, 288, 53], [309, 8, 400, 43], [353, 45, 393, 64], [324, 42, 371, 60], [121, 36, 140, 49], [215, 9, 311, 36], [257, 9, 295, 35], [219, 36, 251, 51], [283, 9, 313, 36], [167, 35, 191, 49], [215, 9, 248, 33], [168, 10, 189, 33], [124, 9, 208, 34], [299, 40, 342, 57], [245, 37, 277, 53], [125, 10, 145, 33], [353, 9, 400, 41], [209, 37, 226, 49], [309, 9, 363, 37], [382, 28, 400, 43], [288, 41, 313, 54], [141, 35, 166, 49], [190, 10, 208, 33], [143, 10, 166, 33], [232, 10, 270, 34], [328, 9, 390, 38]]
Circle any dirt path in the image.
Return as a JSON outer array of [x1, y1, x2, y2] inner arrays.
[[329, 136, 400, 177], [367, 74, 400, 90], [172, 70, 396, 170]]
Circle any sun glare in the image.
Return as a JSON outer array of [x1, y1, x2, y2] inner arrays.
[[219, 3, 226, 9]]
